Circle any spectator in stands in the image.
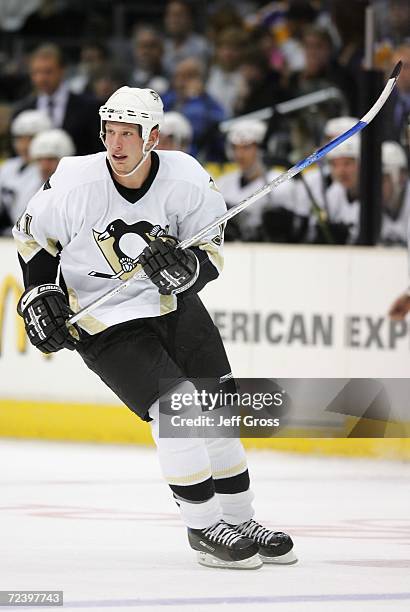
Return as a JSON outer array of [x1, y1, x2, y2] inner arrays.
[[163, 0, 210, 75], [234, 50, 286, 116], [288, 26, 352, 157], [280, 1, 319, 73], [68, 41, 109, 95], [248, 25, 286, 73], [289, 26, 353, 112], [157, 111, 192, 153], [129, 26, 169, 95], [205, 3, 244, 47], [162, 57, 225, 161], [13, 44, 102, 155], [315, 136, 361, 245], [380, 141, 409, 246], [89, 65, 128, 102], [386, 0, 410, 46], [383, 43, 410, 147], [217, 119, 301, 242], [29, 128, 75, 184], [0, 110, 51, 235], [330, 0, 365, 112], [207, 28, 247, 118]]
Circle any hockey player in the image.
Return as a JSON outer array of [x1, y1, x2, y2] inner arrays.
[[0, 110, 51, 234], [295, 116, 358, 243], [316, 135, 361, 244], [380, 141, 409, 246], [13, 87, 296, 569], [157, 111, 192, 152], [217, 119, 300, 242], [29, 128, 75, 183]]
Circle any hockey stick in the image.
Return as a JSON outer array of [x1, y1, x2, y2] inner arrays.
[[68, 62, 401, 325]]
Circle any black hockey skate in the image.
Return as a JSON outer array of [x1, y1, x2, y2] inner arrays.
[[232, 519, 297, 564], [188, 520, 262, 569]]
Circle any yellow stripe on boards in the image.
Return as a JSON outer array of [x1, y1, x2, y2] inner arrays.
[[0, 399, 409, 460]]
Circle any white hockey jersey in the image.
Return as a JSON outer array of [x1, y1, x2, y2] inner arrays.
[[321, 180, 360, 244], [0, 157, 42, 231], [216, 168, 298, 240], [295, 165, 332, 242], [13, 150, 226, 334], [380, 181, 410, 246]]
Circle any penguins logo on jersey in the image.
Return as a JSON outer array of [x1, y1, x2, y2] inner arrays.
[[90, 219, 169, 280], [208, 176, 219, 192]]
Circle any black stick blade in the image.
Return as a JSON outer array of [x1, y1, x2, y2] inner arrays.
[[390, 61, 402, 80]]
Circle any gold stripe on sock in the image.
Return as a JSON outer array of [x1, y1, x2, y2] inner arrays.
[[165, 467, 212, 485], [212, 460, 247, 479]]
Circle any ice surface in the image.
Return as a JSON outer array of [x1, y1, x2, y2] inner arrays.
[[0, 440, 409, 611]]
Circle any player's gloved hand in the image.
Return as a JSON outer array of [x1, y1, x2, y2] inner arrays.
[[17, 284, 80, 353], [139, 235, 199, 295]]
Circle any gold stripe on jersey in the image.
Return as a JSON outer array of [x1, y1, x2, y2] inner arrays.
[[46, 237, 60, 257], [15, 236, 60, 261], [198, 242, 224, 273], [68, 288, 107, 335], [160, 293, 177, 316], [15, 237, 42, 261]]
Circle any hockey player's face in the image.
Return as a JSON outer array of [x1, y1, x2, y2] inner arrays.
[[105, 122, 144, 173], [13, 136, 32, 161], [37, 157, 60, 182], [232, 144, 259, 170], [330, 157, 359, 193]]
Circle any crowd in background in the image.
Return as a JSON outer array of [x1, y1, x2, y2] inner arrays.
[[0, 0, 409, 246]]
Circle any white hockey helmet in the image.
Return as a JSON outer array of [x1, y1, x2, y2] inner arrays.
[[11, 110, 52, 137], [324, 116, 358, 139], [327, 134, 360, 160], [382, 141, 408, 191], [382, 141, 407, 171], [99, 86, 164, 146], [226, 119, 267, 146], [30, 129, 76, 160], [161, 112, 192, 142]]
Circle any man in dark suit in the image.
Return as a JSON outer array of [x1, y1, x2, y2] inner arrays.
[[13, 44, 103, 156]]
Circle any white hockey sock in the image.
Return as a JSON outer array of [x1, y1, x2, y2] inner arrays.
[[149, 400, 222, 529], [205, 437, 255, 525]]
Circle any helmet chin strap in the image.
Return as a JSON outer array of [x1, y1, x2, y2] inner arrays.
[[102, 134, 159, 179]]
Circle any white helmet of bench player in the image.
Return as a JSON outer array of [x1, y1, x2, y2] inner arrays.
[[227, 119, 266, 146], [225, 119, 266, 161], [30, 128, 75, 160], [161, 111, 192, 144], [324, 116, 358, 139], [11, 110, 52, 137], [382, 141, 408, 192], [327, 134, 360, 160], [99, 86, 164, 177]]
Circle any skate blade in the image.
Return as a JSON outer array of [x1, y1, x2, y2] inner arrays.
[[260, 549, 298, 565], [197, 551, 263, 570]]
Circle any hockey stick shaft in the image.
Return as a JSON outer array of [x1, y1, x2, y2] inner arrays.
[[68, 62, 401, 325]]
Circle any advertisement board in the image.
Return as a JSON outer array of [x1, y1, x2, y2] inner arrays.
[[1, 239, 409, 406]]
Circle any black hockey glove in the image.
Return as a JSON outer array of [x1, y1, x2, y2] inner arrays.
[[17, 284, 79, 354], [139, 236, 199, 295]]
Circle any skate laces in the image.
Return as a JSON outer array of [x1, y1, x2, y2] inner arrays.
[[236, 519, 280, 546], [202, 520, 244, 547]]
